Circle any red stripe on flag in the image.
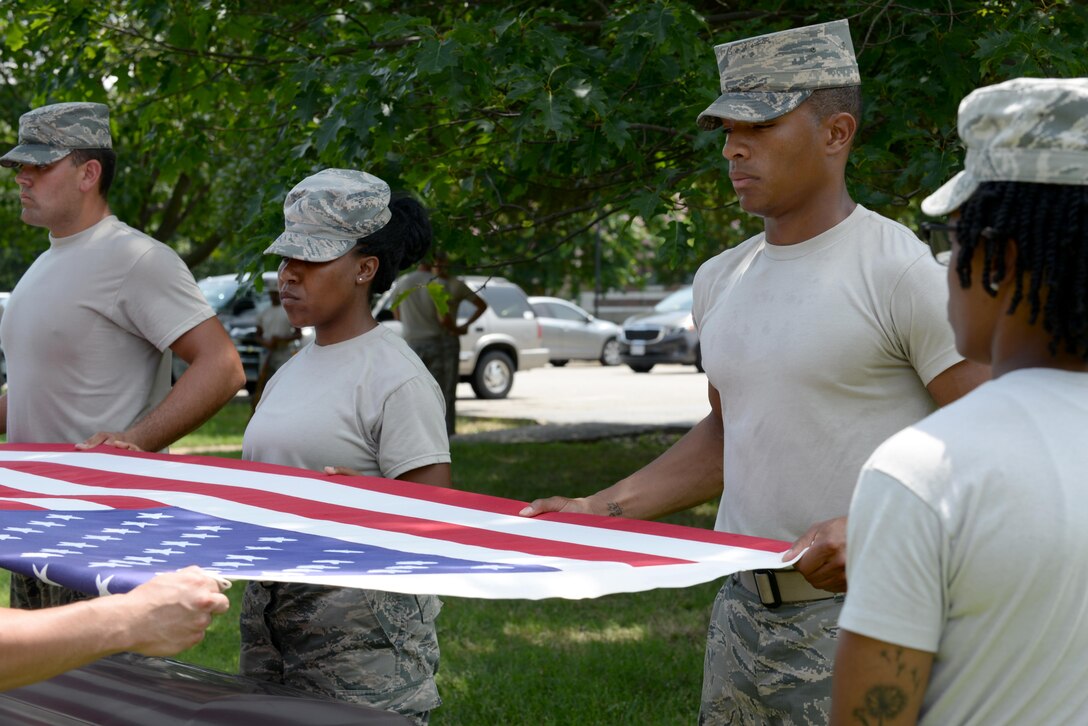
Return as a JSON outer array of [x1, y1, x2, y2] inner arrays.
[[0, 500, 48, 511], [0, 461, 691, 567], [0, 444, 790, 553], [0, 484, 166, 510]]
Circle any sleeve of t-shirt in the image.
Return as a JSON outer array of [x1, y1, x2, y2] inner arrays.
[[889, 255, 964, 386], [114, 245, 215, 351], [449, 277, 474, 310], [691, 259, 712, 331], [839, 467, 945, 653], [376, 375, 452, 479]]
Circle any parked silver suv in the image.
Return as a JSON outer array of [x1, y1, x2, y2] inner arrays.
[[374, 275, 548, 399]]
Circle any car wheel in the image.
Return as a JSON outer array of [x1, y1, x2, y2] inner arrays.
[[471, 350, 515, 399], [600, 338, 621, 366], [550, 359, 569, 367], [628, 363, 654, 373]]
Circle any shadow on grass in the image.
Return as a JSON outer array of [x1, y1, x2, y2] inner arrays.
[[434, 433, 719, 724], [434, 580, 720, 725]]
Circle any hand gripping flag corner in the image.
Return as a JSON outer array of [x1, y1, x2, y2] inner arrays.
[[0, 444, 793, 600]]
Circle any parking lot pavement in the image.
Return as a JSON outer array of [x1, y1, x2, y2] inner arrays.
[[456, 361, 710, 427]]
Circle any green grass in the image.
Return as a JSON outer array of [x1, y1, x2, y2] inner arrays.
[[436, 434, 718, 724], [170, 398, 536, 452], [170, 399, 254, 451], [5, 403, 719, 724]]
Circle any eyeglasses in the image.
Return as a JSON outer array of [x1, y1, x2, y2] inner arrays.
[[919, 221, 956, 266]]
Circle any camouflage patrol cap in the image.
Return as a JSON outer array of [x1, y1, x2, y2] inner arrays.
[[265, 169, 393, 262], [0, 102, 112, 168], [696, 19, 860, 129], [921, 77, 1088, 216]]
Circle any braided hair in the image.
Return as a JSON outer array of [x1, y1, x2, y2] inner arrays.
[[955, 181, 1088, 359], [353, 196, 432, 295]]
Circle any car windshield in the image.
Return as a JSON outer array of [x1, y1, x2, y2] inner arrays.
[[654, 287, 693, 313], [199, 278, 241, 314], [462, 286, 533, 319]]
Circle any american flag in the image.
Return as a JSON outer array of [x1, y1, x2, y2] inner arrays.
[[0, 444, 792, 600]]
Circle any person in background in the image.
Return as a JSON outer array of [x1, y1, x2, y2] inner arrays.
[[521, 19, 987, 723], [0, 567, 229, 691], [393, 250, 487, 435], [241, 168, 450, 725], [251, 287, 301, 411], [0, 298, 6, 389], [0, 102, 244, 609], [833, 77, 1088, 726]]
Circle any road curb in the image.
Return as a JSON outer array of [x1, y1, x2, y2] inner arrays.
[[453, 421, 690, 444]]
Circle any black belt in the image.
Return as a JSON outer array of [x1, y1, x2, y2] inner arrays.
[[735, 569, 836, 608]]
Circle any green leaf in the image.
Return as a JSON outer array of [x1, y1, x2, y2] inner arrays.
[[418, 38, 457, 74], [427, 281, 450, 317], [315, 114, 348, 153], [390, 281, 450, 317], [5, 19, 26, 51], [631, 191, 663, 223]]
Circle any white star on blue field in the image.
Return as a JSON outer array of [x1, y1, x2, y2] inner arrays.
[[0, 508, 555, 594]]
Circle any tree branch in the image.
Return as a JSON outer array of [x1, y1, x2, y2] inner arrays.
[[153, 173, 193, 243], [182, 231, 223, 270]]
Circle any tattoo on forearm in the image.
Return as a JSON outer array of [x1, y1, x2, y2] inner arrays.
[[850, 647, 924, 724], [852, 684, 907, 725], [606, 502, 622, 517], [879, 645, 924, 692]]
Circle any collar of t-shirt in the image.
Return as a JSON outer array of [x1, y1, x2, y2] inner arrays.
[[758, 205, 866, 261]]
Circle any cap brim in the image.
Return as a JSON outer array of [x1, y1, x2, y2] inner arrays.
[[921, 170, 978, 217], [0, 144, 73, 169], [264, 231, 358, 262], [696, 90, 811, 130]]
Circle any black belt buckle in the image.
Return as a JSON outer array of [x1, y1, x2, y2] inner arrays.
[[752, 569, 782, 609]]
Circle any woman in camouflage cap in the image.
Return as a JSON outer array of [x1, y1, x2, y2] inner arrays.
[[241, 169, 451, 724], [834, 78, 1088, 725]]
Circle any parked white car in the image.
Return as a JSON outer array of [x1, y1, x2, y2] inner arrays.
[[374, 276, 548, 399], [528, 296, 622, 366]]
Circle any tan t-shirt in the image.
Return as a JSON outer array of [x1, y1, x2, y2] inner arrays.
[[256, 303, 297, 367], [692, 205, 963, 541], [394, 269, 474, 344], [242, 325, 450, 479], [0, 216, 214, 443]]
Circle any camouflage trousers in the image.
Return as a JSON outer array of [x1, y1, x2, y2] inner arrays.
[[241, 581, 442, 725], [407, 336, 459, 435], [9, 573, 92, 609], [699, 576, 845, 725]]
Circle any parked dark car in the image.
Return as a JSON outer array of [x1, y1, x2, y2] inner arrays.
[[528, 296, 622, 366], [619, 286, 701, 373], [374, 276, 548, 399], [177, 274, 313, 393], [0, 653, 408, 725]]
